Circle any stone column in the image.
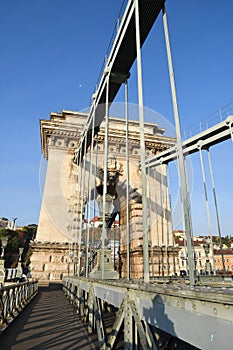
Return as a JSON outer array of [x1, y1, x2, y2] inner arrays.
[[30, 111, 86, 284]]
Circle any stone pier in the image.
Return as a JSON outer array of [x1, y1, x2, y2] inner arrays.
[[31, 110, 176, 284]]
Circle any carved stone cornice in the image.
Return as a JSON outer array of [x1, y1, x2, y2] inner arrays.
[[40, 110, 88, 159], [40, 110, 175, 159], [96, 134, 175, 153], [96, 118, 175, 153]]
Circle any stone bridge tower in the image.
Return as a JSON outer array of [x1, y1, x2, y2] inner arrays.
[[30, 111, 86, 283], [31, 110, 176, 284]]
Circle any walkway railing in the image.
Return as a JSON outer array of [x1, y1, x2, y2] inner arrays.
[[183, 100, 233, 139], [0, 279, 38, 330]]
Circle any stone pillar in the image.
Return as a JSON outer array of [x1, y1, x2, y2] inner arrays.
[[30, 111, 86, 284]]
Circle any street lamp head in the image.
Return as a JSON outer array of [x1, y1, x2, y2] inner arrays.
[[1, 236, 8, 259], [19, 247, 24, 255], [1, 236, 8, 248]]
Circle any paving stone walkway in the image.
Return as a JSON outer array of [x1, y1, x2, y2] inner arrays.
[[0, 285, 98, 350]]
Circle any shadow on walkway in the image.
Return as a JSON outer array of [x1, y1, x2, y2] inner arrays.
[[0, 284, 98, 350]]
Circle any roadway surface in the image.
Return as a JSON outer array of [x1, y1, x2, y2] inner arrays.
[[0, 284, 98, 350]]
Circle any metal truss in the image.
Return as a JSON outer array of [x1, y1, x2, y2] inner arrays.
[[64, 278, 160, 349], [64, 277, 233, 350]]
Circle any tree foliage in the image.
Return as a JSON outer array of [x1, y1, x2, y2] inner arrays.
[[0, 225, 37, 269], [213, 235, 232, 248]]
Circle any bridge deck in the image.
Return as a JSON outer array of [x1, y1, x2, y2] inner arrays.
[[0, 285, 98, 350]]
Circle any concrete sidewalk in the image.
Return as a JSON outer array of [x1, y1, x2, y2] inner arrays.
[[0, 285, 98, 350]]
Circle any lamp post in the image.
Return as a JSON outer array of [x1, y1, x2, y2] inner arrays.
[[68, 251, 73, 277], [16, 247, 24, 280], [73, 256, 78, 276], [204, 244, 212, 275], [0, 236, 8, 284]]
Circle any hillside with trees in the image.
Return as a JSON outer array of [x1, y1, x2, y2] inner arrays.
[[0, 225, 37, 272]]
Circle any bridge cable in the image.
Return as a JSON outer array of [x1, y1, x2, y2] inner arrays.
[[162, 4, 195, 285], [148, 160, 159, 276], [147, 158, 154, 277], [167, 163, 177, 276], [125, 79, 131, 281], [135, 0, 150, 283], [207, 149, 226, 274], [101, 74, 110, 280], [85, 101, 96, 277], [197, 144, 216, 274], [154, 164, 161, 277], [78, 134, 88, 276], [165, 164, 171, 276], [73, 156, 80, 276], [76, 147, 83, 276]]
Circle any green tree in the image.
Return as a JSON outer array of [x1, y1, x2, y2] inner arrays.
[[0, 225, 37, 270], [0, 228, 20, 267], [222, 235, 231, 248]]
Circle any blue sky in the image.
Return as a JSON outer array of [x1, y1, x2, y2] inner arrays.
[[0, 0, 232, 235]]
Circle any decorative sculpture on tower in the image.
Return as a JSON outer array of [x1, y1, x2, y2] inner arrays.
[[89, 155, 123, 279], [96, 155, 123, 221]]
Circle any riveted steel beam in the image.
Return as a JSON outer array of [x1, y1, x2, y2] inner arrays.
[[64, 277, 233, 350], [130, 299, 158, 350], [124, 295, 134, 349], [94, 297, 107, 349], [105, 300, 125, 350]]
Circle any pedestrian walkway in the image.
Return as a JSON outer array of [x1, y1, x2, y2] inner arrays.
[[0, 284, 98, 350]]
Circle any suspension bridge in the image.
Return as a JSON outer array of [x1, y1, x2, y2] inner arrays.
[[1, 1, 233, 349]]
